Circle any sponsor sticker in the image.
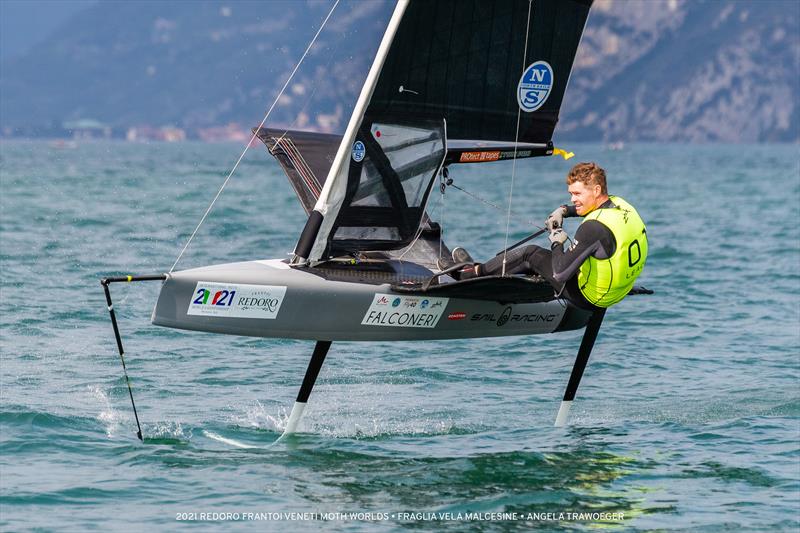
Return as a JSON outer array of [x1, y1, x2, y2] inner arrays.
[[187, 282, 287, 319], [459, 151, 501, 163], [496, 306, 512, 327], [517, 60, 553, 112], [448, 312, 466, 320], [470, 309, 558, 325], [362, 294, 448, 328], [500, 150, 532, 160], [352, 140, 366, 162]]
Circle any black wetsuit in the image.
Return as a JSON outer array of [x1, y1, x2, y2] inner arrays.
[[480, 199, 617, 311]]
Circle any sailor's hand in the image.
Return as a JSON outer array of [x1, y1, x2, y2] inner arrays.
[[548, 228, 568, 247], [545, 205, 567, 231]]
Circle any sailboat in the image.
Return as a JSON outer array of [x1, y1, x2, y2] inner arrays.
[[102, 0, 644, 440]]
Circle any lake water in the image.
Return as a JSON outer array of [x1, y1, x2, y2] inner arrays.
[[1, 140, 798, 531]]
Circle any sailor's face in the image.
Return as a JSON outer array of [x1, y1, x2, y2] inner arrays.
[[568, 181, 603, 216]]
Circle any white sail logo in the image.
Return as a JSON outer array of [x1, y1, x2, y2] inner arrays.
[[517, 61, 554, 112]]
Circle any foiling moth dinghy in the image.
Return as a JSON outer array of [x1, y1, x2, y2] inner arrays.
[[101, 0, 648, 441]]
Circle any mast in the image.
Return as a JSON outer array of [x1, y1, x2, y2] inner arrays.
[[292, 0, 410, 264]]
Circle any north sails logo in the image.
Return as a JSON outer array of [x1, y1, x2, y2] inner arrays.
[[517, 61, 553, 112], [352, 141, 366, 162]]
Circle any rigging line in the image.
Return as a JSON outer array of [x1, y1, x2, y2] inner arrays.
[[450, 183, 501, 210], [396, 223, 424, 261], [500, 0, 534, 276], [401, 171, 445, 267], [169, 0, 341, 273], [273, 19, 341, 143], [398, 172, 446, 268], [450, 182, 545, 230]]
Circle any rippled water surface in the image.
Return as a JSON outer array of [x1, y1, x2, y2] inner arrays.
[[1, 140, 798, 531]]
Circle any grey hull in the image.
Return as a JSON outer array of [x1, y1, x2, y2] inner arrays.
[[152, 259, 588, 341]]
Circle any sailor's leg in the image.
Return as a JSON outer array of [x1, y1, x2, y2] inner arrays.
[[283, 340, 332, 435], [481, 245, 549, 276], [555, 308, 606, 426]]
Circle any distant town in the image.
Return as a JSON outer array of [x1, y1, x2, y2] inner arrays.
[[0, 120, 257, 142]]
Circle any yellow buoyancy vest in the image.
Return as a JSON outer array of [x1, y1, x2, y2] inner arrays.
[[577, 196, 647, 307]]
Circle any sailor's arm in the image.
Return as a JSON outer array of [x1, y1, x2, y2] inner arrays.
[[550, 221, 612, 284]]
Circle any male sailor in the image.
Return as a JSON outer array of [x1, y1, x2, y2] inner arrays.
[[453, 162, 647, 310]]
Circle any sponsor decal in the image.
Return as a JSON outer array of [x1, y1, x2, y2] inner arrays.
[[499, 150, 532, 160], [352, 140, 366, 162], [497, 306, 512, 327], [362, 294, 449, 328], [470, 310, 558, 324], [376, 296, 390, 305], [187, 282, 286, 319], [459, 151, 501, 163], [517, 60, 553, 112], [448, 312, 467, 321]]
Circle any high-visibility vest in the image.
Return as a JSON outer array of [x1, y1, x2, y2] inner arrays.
[[577, 196, 647, 307]]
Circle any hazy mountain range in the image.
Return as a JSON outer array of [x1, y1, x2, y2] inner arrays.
[[1, 0, 798, 142]]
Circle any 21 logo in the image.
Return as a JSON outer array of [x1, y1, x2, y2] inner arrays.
[[192, 288, 236, 307]]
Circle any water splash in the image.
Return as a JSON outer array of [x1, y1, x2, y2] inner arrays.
[[230, 399, 288, 432], [88, 385, 119, 438], [226, 398, 460, 439], [147, 420, 193, 441]]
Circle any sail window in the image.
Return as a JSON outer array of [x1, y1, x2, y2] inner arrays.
[[328, 120, 445, 255]]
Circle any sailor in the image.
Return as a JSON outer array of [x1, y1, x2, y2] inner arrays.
[[453, 162, 647, 310]]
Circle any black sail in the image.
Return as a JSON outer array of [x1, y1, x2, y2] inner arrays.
[[367, 0, 592, 144]]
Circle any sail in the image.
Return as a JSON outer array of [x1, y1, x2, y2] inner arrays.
[[256, 128, 342, 214], [368, 0, 592, 145], [289, 0, 592, 264], [325, 119, 446, 256]]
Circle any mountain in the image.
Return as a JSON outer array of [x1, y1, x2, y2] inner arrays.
[[0, 0, 394, 135], [1, 0, 798, 142], [0, 0, 97, 62], [560, 0, 800, 142]]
